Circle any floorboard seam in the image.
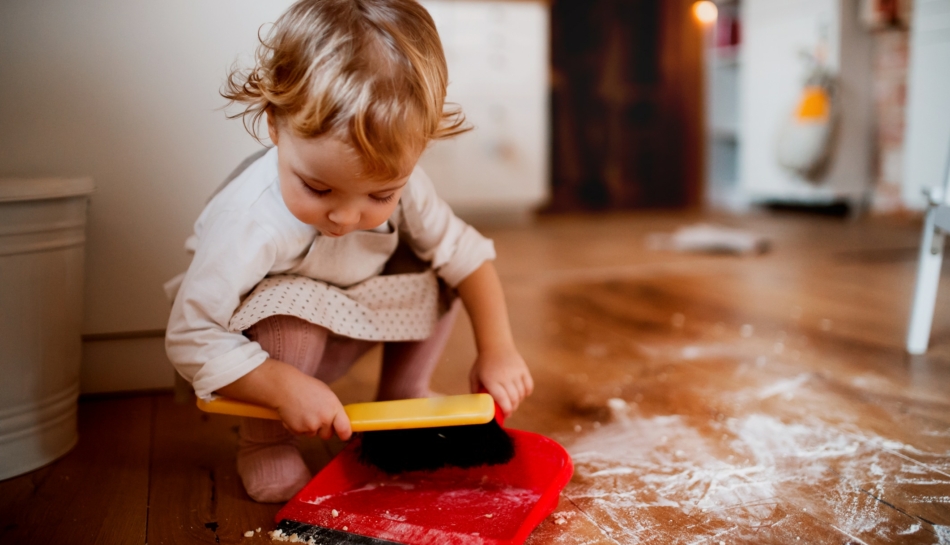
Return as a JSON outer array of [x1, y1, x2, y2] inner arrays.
[[565, 495, 622, 544], [145, 395, 157, 543], [886, 447, 950, 480], [207, 468, 220, 543], [830, 524, 871, 545], [822, 463, 941, 539]]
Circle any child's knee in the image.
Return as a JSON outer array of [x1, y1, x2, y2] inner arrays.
[[315, 336, 377, 384], [244, 315, 330, 370]]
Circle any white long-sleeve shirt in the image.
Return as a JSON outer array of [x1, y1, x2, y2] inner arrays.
[[165, 147, 495, 399]]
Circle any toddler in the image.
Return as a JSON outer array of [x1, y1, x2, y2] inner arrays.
[[165, 0, 533, 503]]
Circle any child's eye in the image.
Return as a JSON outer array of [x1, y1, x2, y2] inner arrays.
[[302, 181, 330, 197], [370, 194, 395, 204]]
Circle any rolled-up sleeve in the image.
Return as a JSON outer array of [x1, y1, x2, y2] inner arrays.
[[400, 167, 496, 287], [165, 210, 278, 399]]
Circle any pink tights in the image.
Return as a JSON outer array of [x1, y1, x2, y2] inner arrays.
[[236, 300, 460, 502]]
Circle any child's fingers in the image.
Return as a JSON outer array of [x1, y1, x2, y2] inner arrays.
[[333, 411, 352, 441], [488, 383, 513, 416], [505, 381, 521, 412], [502, 382, 521, 413], [302, 415, 325, 436], [514, 375, 527, 400], [522, 373, 534, 396], [280, 417, 306, 436]]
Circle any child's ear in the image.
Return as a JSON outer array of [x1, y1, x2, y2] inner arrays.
[[266, 110, 279, 145]]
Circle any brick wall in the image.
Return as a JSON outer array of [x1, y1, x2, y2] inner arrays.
[[871, 27, 910, 212]]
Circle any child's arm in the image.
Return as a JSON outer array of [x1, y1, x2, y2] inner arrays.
[[216, 358, 352, 440], [456, 261, 534, 416]]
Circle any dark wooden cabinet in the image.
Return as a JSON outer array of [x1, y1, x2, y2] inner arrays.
[[549, 0, 705, 211]]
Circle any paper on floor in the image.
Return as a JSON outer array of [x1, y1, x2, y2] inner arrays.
[[647, 224, 770, 255]]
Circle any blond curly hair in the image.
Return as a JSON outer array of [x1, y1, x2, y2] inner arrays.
[[223, 0, 468, 180]]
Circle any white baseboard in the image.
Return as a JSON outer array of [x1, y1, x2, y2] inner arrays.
[[81, 336, 175, 394]]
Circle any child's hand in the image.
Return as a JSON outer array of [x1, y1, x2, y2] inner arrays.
[[456, 261, 533, 416], [274, 373, 352, 440], [217, 359, 352, 440], [470, 345, 534, 416]]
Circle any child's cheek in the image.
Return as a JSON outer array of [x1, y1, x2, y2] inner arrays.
[[369, 201, 399, 229], [279, 179, 318, 225]]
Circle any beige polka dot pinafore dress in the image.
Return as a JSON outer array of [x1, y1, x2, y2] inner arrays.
[[228, 236, 454, 343]]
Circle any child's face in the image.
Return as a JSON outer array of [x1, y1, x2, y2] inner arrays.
[[269, 120, 415, 237]]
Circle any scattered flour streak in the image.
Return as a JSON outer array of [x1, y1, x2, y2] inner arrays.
[[564, 496, 623, 545], [755, 374, 810, 400], [564, 410, 942, 542], [831, 524, 871, 545]]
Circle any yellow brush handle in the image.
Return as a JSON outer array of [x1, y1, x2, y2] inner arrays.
[[196, 393, 495, 432]]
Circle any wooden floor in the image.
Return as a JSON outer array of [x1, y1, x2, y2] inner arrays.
[[3, 211, 949, 544]]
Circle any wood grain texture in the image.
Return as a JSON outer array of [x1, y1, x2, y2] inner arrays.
[[2, 212, 948, 544], [480, 213, 950, 544], [0, 397, 151, 544], [146, 394, 339, 545]]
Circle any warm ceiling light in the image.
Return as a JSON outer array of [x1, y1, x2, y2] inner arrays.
[[693, 1, 719, 25]]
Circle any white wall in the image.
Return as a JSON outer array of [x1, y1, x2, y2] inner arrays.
[[903, 0, 950, 208], [0, 1, 294, 391], [0, 0, 294, 337]]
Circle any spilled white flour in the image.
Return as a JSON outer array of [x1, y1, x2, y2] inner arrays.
[[754, 373, 811, 400], [559, 408, 950, 544]]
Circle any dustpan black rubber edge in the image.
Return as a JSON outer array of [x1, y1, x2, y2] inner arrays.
[[277, 519, 405, 544]]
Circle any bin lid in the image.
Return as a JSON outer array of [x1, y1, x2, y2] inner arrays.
[[0, 178, 95, 202]]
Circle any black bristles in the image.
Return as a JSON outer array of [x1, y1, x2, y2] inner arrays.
[[276, 519, 401, 544], [357, 420, 515, 474]]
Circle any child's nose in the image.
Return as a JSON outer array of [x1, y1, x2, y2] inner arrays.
[[328, 205, 359, 227]]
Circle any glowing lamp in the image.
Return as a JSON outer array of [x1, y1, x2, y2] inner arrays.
[[692, 1, 718, 25]]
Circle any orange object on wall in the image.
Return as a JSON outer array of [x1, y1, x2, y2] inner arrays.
[[796, 86, 832, 121]]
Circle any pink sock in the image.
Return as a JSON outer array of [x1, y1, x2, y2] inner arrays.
[[376, 300, 460, 401], [238, 316, 328, 503], [236, 418, 311, 503]]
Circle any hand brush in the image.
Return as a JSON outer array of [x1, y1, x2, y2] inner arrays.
[[358, 389, 513, 473], [197, 392, 514, 473]]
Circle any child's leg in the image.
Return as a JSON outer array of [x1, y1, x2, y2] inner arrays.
[[376, 299, 461, 401], [315, 333, 376, 385], [238, 315, 329, 503]]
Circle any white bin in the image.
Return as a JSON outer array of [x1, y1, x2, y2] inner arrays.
[[0, 178, 94, 480]]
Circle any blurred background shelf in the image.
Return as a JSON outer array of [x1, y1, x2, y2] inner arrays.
[[704, 0, 744, 211]]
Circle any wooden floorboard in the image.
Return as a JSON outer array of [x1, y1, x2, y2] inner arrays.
[[148, 392, 260, 544], [486, 214, 950, 544], [146, 393, 342, 545], [2, 212, 949, 543], [0, 397, 151, 544]]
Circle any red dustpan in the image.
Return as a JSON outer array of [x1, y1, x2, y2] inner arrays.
[[272, 429, 573, 544]]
